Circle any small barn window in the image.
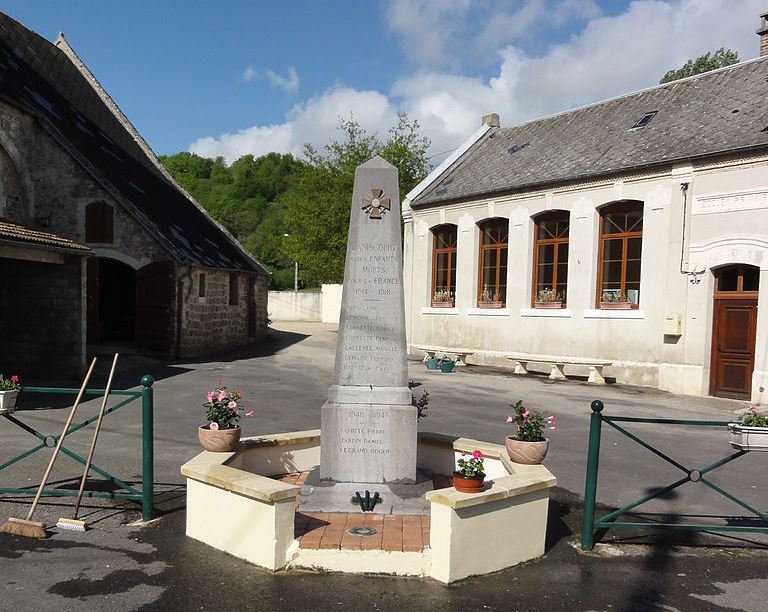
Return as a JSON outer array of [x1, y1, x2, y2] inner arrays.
[[199, 273, 206, 298], [229, 273, 239, 305], [85, 202, 113, 243]]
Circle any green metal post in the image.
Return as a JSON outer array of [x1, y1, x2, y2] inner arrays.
[[141, 375, 155, 521], [581, 399, 604, 550]]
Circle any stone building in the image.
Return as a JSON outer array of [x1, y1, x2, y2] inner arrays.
[[0, 13, 268, 379], [403, 18, 768, 402]]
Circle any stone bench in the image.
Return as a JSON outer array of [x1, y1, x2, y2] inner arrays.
[[415, 346, 475, 366], [506, 353, 613, 384]]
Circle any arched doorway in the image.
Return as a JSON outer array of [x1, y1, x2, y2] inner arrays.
[[87, 257, 137, 343], [709, 264, 760, 399]]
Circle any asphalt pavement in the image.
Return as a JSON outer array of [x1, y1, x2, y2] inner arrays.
[[0, 322, 766, 611]]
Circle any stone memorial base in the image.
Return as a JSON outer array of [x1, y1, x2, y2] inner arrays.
[[319, 386, 417, 484], [298, 466, 433, 514]]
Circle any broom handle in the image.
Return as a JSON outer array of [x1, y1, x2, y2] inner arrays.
[[25, 358, 97, 521], [73, 354, 118, 519]]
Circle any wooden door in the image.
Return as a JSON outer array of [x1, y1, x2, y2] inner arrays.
[[710, 265, 759, 399], [136, 260, 175, 353]]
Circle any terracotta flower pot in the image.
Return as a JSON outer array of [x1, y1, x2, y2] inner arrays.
[[505, 436, 549, 464], [452, 472, 486, 493], [198, 425, 241, 452]]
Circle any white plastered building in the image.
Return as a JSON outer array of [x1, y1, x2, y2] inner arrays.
[[403, 25, 768, 403]]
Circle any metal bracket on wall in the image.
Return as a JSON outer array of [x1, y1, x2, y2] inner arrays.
[[351, 490, 381, 512]]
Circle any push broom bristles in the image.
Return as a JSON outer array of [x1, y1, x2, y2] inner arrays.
[[55, 517, 87, 532], [0, 517, 46, 539]]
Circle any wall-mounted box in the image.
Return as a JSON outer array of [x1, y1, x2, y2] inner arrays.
[[663, 313, 683, 335]]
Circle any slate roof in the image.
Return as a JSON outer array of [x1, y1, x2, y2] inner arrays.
[[413, 57, 768, 206], [0, 12, 265, 273], [0, 220, 89, 253]]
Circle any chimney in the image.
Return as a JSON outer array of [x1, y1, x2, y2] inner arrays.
[[481, 113, 500, 128], [759, 12, 768, 57]]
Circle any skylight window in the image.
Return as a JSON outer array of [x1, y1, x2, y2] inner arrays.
[[630, 111, 658, 129]]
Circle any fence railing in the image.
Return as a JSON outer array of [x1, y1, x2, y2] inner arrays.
[[0, 375, 154, 521], [581, 399, 767, 550]]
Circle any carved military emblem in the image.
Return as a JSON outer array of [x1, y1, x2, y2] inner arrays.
[[361, 187, 391, 219]]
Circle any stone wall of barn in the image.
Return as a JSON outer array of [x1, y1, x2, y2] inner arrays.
[[0, 254, 85, 380], [177, 268, 268, 357]]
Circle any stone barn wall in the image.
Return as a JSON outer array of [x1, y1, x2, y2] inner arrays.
[[0, 254, 85, 379], [178, 268, 268, 357]]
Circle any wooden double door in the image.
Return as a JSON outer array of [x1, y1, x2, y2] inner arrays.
[[709, 266, 759, 399]]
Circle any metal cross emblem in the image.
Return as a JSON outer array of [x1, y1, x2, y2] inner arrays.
[[361, 187, 391, 219]]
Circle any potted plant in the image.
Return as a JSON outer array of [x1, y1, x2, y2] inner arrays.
[[728, 404, 768, 451], [534, 287, 564, 309], [432, 288, 454, 308], [600, 291, 633, 310], [453, 450, 486, 493], [505, 400, 556, 464], [479, 284, 503, 308], [198, 378, 252, 452], [439, 355, 456, 373], [0, 374, 21, 415]]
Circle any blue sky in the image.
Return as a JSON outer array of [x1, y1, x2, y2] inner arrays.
[[3, 1, 765, 164]]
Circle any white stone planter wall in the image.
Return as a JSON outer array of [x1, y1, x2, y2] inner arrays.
[[180, 430, 556, 583]]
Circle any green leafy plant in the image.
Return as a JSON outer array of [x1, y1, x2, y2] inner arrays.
[[412, 389, 429, 420], [203, 377, 251, 430], [601, 291, 627, 303], [507, 400, 556, 442], [0, 374, 21, 391], [536, 288, 562, 303], [737, 404, 767, 427], [456, 450, 485, 478]]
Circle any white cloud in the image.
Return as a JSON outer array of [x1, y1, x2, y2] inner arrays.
[[266, 66, 300, 94], [191, 0, 766, 165], [385, 0, 474, 68], [189, 86, 396, 163], [241, 66, 257, 82]]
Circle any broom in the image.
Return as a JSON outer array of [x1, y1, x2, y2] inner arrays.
[[0, 358, 97, 538], [57, 353, 118, 532]]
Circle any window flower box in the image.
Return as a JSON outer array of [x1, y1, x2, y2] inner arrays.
[[599, 301, 633, 310], [431, 300, 455, 308], [479, 301, 504, 309], [534, 301, 564, 309]]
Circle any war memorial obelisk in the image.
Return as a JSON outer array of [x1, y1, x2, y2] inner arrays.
[[319, 156, 417, 485]]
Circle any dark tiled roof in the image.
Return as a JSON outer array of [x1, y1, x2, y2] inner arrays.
[[0, 220, 89, 253], [0, 12, 265, 273], [414, 58, 768, 206]]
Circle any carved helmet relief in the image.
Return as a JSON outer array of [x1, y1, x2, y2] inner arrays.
[[361, 187, 391, 219]]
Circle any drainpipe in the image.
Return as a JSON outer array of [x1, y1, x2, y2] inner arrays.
[[679, 182, 706, 284]]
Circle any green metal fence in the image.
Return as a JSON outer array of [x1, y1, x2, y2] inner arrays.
[[581, 399, 767, 550], [0, 375, 155, 521]]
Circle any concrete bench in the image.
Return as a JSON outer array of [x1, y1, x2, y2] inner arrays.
[[506, 353, 613, 384], [415, 346, 475, 366]]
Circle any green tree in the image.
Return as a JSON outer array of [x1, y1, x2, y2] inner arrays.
[[280, 114, 431, 285], [660, 48, 739, 83]]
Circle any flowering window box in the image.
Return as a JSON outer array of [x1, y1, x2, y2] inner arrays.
[[534, 301, 564, 309], [599, 301, 633, 310], [728, 423, 768, 451], [478, 301, 504, 309], [431, 301, 455, 308]]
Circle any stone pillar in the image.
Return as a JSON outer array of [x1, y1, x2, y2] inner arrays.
[[320, 156, 417, 484]]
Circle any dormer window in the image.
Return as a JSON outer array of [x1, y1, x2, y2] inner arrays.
[[85, 201, 113, 243]]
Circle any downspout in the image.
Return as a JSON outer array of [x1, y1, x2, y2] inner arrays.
[[679, 182, 706, 283]]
